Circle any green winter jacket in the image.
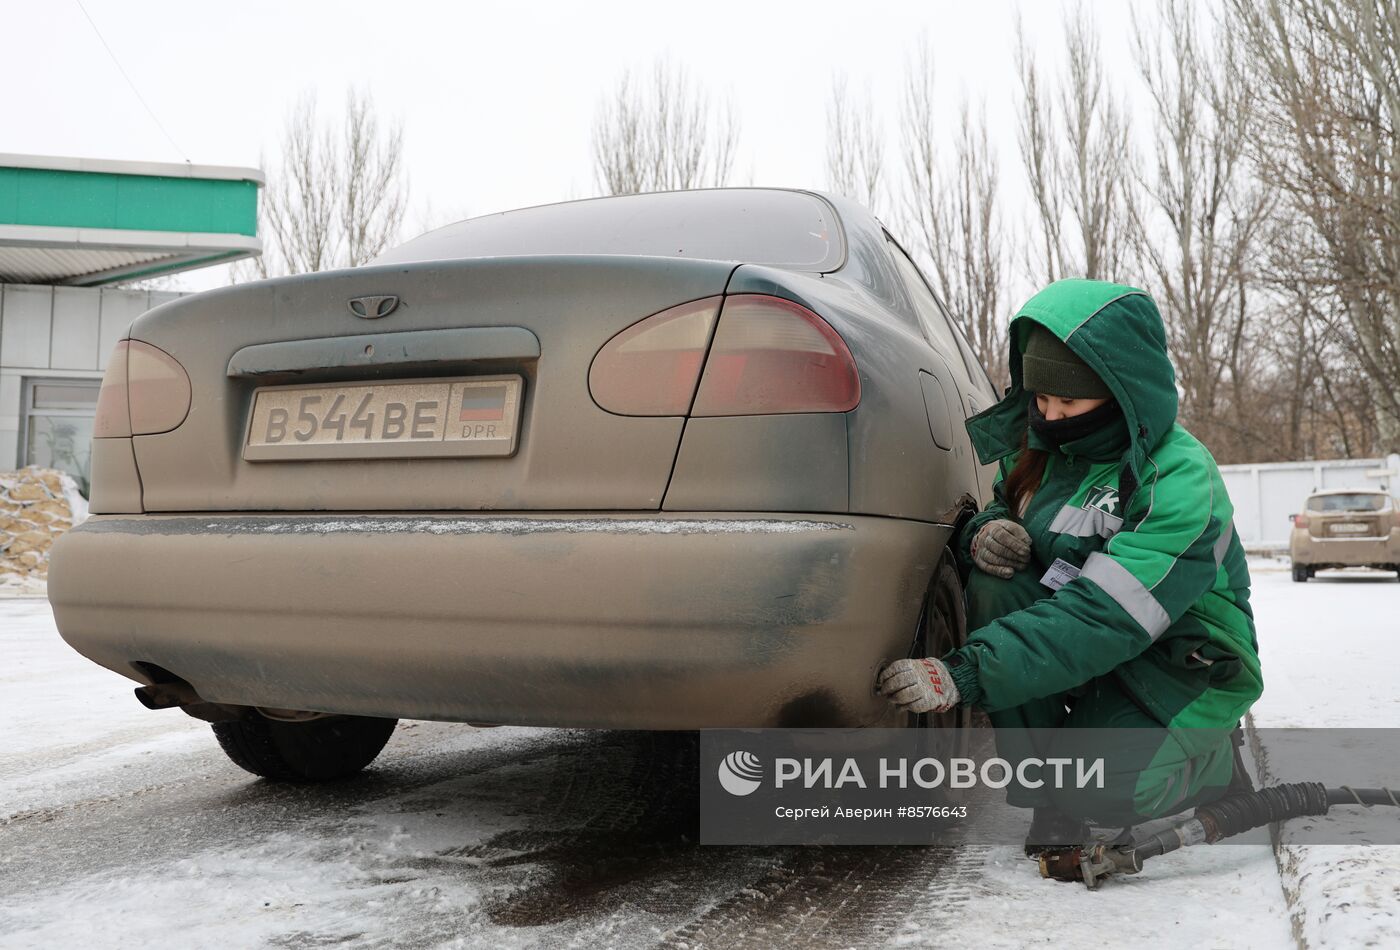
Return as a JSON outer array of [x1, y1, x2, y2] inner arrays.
[[945, 279, 1262, 741]]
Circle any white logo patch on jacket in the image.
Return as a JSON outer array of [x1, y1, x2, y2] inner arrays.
[[1084, 485, 1121, 516]]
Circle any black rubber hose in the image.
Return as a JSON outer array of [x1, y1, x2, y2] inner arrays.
[[1196, 782, 1330, 842], [1089, 784, 1400, 885]]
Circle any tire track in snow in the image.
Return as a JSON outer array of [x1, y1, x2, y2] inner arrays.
[[653, 800, 994, 950]]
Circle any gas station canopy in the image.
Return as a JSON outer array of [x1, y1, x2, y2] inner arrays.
[[0, 153, 262, 286]]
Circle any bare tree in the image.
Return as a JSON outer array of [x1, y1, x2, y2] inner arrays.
[[235, 89, 407, 280], [1257, 244, 1379, 460], [1014, 25, 1067, 286], [1014, 5, 1136, 283], [593, 61, 738, 195], [262, 95, 337, 276], [340, 91, 407, 267], [1229, 0, 1400, 453], [896, 40, 1008, 383], [826, 75, 884, 213], [899, 42, 1009, 384], [1130, 0, 1273, 455], [943, 107, 1009, 385]]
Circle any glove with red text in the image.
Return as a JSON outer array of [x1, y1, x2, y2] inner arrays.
[[877, 657, 961, 714]]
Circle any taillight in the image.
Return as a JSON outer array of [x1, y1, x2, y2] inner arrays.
[[93, 340, 192, 437], [691, 295, 860, 416], [94, 342, 132, 438], [1294, 514, 1310, 530], [589, 297, 722, 415]]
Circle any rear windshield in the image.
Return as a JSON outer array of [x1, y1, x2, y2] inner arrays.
[[373, 189, 843, 270], [1308, 493, 1389, 512]]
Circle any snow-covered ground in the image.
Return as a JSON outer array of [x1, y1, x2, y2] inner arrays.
[[1248, 557, 1400, 728], [1, 563, 1395, 948]]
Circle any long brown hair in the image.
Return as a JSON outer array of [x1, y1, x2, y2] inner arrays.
[[1003, 427, 1047, 518]]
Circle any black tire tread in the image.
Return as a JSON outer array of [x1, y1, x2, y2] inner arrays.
[[212, 714, 397, 783], [213, 716, 303, 781]]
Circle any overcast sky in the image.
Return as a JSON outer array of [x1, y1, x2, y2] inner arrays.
[[8, 0, 1146, 290]]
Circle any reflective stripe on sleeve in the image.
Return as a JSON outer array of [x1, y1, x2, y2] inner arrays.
[[1080, 552, 1172, 640], [1213, 521, 1234, 567]]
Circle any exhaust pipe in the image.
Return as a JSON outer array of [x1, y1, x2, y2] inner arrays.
[[134, 681, 202, 710], [133, 681, 248, 723]]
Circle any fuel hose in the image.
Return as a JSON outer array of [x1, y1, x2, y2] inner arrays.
[[1040, 783, 1399, 888]]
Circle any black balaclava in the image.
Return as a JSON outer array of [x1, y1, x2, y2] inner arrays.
[[1027, 395, 1122, 447]]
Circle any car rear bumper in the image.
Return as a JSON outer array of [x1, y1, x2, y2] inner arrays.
[[49, 512, 952, 728], [1290, 528, 1400, 567]]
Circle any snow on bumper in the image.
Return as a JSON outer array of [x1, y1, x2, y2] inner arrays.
[[47, 512, 951, 728]]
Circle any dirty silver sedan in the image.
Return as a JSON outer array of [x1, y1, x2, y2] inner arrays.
[[49, 188, 996, 781]]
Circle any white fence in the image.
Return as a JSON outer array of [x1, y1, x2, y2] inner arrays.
[[1219, 455, 1400, 549]]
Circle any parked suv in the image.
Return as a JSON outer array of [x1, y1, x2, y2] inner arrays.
[[1289, 489, 1400, 582]]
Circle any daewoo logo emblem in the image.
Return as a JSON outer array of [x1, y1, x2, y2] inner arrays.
[[348, 295, 399, 319]]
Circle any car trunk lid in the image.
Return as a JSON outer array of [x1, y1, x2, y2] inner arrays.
[[1311, 511, 1386, 539], [126, 255, 735, 512]]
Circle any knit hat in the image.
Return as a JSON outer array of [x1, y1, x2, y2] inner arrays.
[[1021, 323, 1112, 399]]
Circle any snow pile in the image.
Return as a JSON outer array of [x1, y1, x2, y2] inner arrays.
[[1275, 846, 1400, 948], [0, 466, 86, 596]]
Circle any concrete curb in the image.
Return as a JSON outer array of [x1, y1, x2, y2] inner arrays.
[[1243, 713, 1307, 948], [1244, 713, 1400, 947]]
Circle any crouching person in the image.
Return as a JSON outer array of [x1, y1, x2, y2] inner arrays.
[[879, 279, 1263, 854]]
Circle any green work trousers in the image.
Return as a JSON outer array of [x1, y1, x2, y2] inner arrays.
[[965, 566, 1237, 826]]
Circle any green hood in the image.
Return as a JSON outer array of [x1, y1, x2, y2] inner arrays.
[[966, 279, 1178, 481]]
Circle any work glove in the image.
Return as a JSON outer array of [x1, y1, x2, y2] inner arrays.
[[972, 519, 1032, 578], [877, 657, 961, 714]]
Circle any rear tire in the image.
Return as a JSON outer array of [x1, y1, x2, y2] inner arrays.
[[910, 553, 971, 733], [1292, 564, 1309, 583], [908, 553, 974, 802], [212, 714, 397, 782]]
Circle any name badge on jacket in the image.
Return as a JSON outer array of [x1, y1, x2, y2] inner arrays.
[[1040, 557, 1082, 592]]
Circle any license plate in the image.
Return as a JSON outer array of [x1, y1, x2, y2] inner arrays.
[[244, 375, 523, 461], [1330, 522, 1370, 535]]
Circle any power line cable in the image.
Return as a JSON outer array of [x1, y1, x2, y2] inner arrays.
[[73, 0, 190, 162]]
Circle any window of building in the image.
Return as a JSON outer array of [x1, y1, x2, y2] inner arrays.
[[20, 378, 100, 497]]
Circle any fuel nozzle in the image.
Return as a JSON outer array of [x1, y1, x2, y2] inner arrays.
[[1038, 843, 1143, 889], [1038, 782, 1391, 889]]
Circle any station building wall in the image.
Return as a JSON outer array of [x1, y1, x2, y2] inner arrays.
[[0, 283, 181, 494]]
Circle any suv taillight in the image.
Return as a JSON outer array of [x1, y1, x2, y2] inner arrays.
[[93, 340, 192, 437], [1294, 514, 1310, 529], [691, 295, 860, 416]]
